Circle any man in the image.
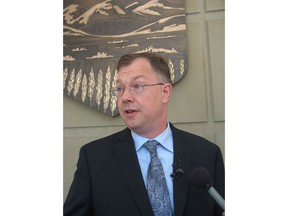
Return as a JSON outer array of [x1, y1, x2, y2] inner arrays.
[[64, 52, 225, 216]]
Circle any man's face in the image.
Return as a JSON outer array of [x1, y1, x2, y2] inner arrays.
[[116, 58, 171, 137]]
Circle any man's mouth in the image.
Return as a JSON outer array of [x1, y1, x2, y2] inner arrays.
[[125, 109, 136, 114]]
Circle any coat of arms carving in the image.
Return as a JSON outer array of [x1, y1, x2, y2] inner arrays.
[[63, 0, 188, 117]]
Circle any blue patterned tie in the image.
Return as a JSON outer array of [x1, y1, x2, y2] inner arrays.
[[144, 140, 173, 216]]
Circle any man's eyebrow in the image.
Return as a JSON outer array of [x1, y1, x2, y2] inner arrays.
[[132, 75, 146, 81]]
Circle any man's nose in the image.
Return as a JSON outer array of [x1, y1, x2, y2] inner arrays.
[[120, 87, 133, 102]]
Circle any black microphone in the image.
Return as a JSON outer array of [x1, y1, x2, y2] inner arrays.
[[171, 168, 184, 179], [171, 158, 184, 179], [190, 167, 225, 210]]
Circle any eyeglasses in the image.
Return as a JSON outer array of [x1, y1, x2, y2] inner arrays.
[[111, 83, 164, 97]]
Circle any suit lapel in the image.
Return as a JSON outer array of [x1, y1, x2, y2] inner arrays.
[[171, 124, 192, 216], [112, 128, 153, 216]]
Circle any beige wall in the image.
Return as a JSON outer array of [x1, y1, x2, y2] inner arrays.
[[63, 0, 225, 201]]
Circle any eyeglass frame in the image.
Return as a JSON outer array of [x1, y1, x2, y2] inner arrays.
[[111, 83, 165, 97]]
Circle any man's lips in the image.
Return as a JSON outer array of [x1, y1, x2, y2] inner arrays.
[[122, 108, 139, 115], [125, 109, 137, 114]]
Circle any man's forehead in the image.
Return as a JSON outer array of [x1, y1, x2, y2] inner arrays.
[[116, 73, 147, 83]]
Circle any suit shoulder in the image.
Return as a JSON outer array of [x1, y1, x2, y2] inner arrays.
[[81, 127, 130, 150], [172, 126, 220, 150]]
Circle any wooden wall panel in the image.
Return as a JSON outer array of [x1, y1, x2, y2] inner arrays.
[[169, 20, 208, 123], [64, 96, 123, 128], [207, 17, 225, 121], [186, 0, 202, 13], [205, 0, 225, 11]]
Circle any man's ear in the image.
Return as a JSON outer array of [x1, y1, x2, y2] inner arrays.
[[162, 83, 172, 103]]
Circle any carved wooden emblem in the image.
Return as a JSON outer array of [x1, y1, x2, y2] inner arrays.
[[63, 0, 188, 117]]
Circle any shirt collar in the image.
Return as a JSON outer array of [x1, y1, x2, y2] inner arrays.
[[131, 122, 173, 153]]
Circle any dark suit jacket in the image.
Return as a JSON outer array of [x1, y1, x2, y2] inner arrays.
[[64, 124, 225, 216]]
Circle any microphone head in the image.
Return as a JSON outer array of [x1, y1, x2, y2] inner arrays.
[[190, 167, 213, 190]]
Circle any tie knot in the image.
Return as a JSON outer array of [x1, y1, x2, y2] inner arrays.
[[144, 140, 158, 156]]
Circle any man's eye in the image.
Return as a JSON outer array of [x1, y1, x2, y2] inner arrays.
[[116, 87, 123, 92], [133, 84, 143, 90]]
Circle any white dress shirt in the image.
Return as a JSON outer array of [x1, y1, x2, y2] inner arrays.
[[131, 123, 174, 210]]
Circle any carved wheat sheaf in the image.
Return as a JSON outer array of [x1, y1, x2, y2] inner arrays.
[[88, 68, 95, 106], [180, 59, 184, 76], [110, 70, 118, 116], [96, 69, 103, 110], [67, 68, 75, 96], [168, 58, 175, 83], [73, 69, 82, 98], [81, 73, 88, 103], [103, 67, 111, 113], [63, 67, 68, 90]]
